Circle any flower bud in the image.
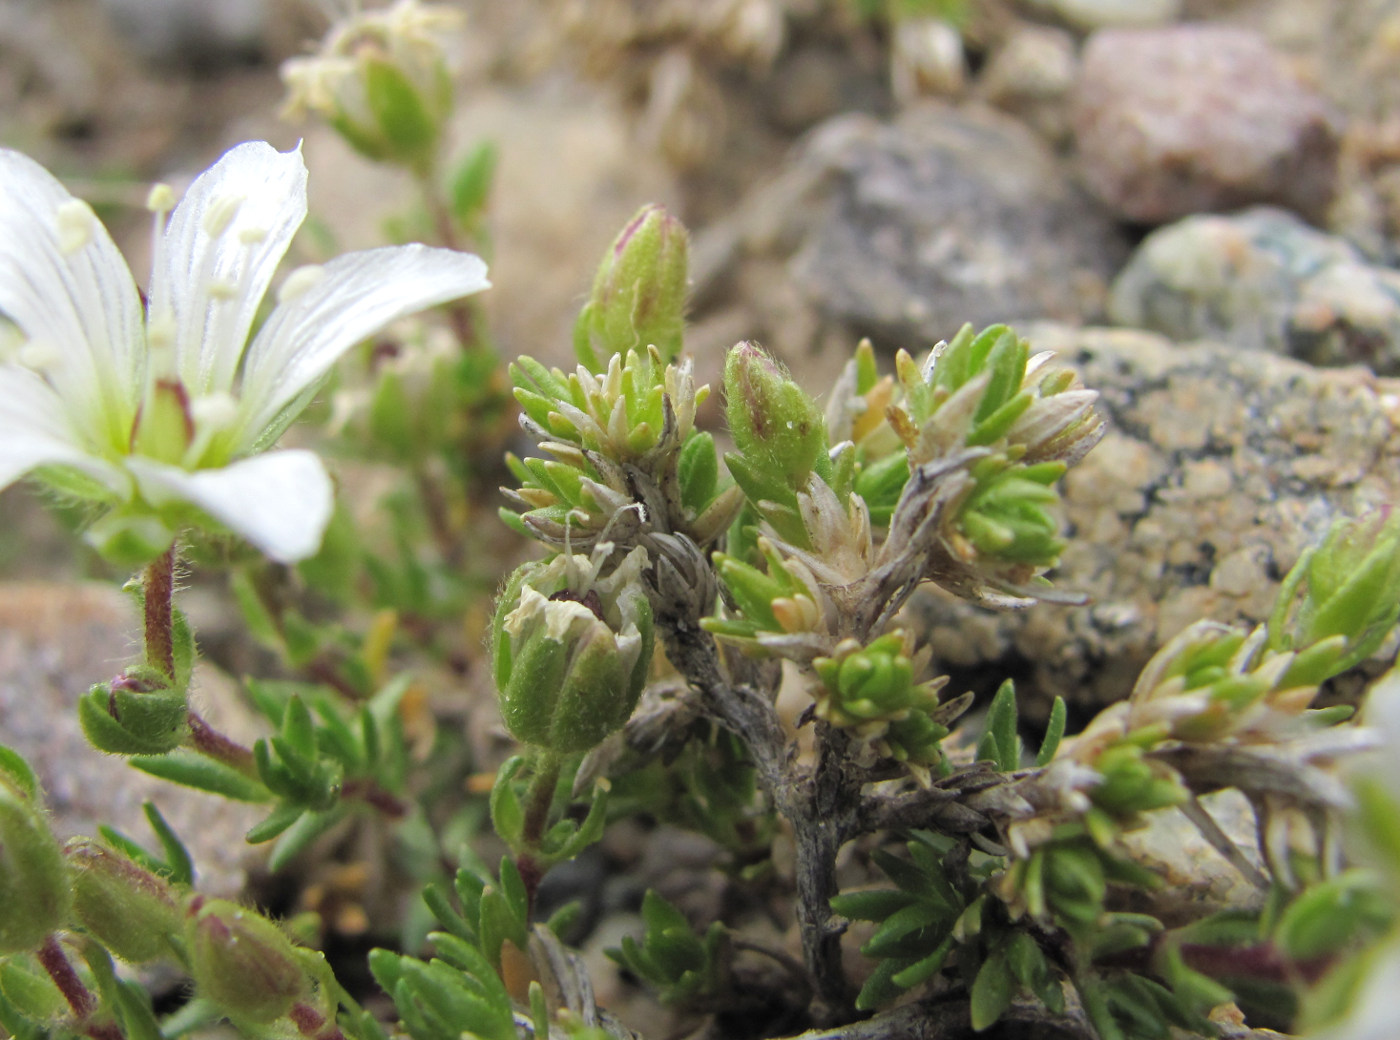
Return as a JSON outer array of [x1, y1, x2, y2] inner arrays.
[[725, 343, 827, 491], [186, 897, 305, 1023], [493, 548, 654, 754], [0, 775, 71, 955], [575, 204, 690, 369], [78, 670, 189, 756], [65, 839, 182, 963], [280, 1, 460, 172]]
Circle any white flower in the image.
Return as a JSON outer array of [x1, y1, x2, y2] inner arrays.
[[0, 140, 489, 562]]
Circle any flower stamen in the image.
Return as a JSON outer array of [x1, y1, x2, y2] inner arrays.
[[56, 199, 97, 255]]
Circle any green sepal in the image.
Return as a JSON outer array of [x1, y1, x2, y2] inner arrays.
[[79, 678, 189, 756]]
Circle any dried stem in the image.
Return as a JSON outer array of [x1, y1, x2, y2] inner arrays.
[[659, 619, 857, 1021]]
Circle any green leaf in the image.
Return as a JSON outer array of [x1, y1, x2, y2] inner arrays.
[[245, 802, 307, 845], [969, 946, 1015, 1030], [130, 750, 270, 802], [0, 746, 37, 800], [855, 958, 908, 1011], [1036, 696, 1066, 766], [269, 804, 350, 872], [450, 141, 498, 230], [830, 889, 913, 922], [142, 802, 193, 885], [977, 680, 1020, 770]]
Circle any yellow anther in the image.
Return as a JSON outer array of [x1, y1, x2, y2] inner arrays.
[[145, 183, 177, 214], [201, 194, 244, 238], [56, 199, 97, 255], [278, 264, 326, 303]]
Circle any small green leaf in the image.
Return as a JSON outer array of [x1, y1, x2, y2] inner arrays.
[[1036, 696, 1066, 766], [969, 946, 1014, 1030], [130, 751, 270, 802]]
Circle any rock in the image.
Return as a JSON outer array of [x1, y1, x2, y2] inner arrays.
[[693, 104, 1128, 362], [99, 0, 268, 65], [1027, 0, 1182, 32], [1110, 206, 1400, 373], [908, 325, 1400, 717], [1073, 25, 1340, 224], [0, 582, 263, 896], [978, 24, 1078, 145], [890, 17, 968, 104]]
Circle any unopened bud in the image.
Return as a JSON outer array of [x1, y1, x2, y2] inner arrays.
[[0, 774, 71, 955], [280, 2, 459, 172], [575, 204, 690, 369], [186, 897, 305, 1023], [78, 669, 189, 756], [65, 839, 182, 963], [724, 342, 828, 494]]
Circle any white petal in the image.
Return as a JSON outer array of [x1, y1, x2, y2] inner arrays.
[[0, 150, 143, 448], [0, 363, 128, 494], [236, 244, 489, 448], [127, 449, 332, 563], [148, 142, 308, 397]]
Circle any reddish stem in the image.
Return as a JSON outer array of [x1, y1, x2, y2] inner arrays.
[[37, 936, 95, 1019], [187, 710, 258, 778], [143, 546, 176, 681]]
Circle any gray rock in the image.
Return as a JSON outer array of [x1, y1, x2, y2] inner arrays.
[[0, 581, 262, 896], [99, 0, 268, 64], [693, 104, 1128, 360], [978, 24, 1078, 145], [1073, 25, 1340, 224], [908, 325, 1400, 717], [1110, 206, 1400, 373]]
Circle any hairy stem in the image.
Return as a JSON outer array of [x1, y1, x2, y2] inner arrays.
[[187, 710, 259, 779], [143, 546, 176, 682], [37, 936, 95, 1019]]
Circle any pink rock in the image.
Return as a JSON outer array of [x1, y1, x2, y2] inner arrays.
[[1073, 25, 1339, 224]]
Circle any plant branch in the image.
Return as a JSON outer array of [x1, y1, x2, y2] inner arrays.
[[186, 710, 259, 779]]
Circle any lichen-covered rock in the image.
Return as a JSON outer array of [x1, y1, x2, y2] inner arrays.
[[1073, 25, 1340, 224], [909, 325, 1400, 717], [692, 104, 1128, 364], [1110, 206, 1400, 373]]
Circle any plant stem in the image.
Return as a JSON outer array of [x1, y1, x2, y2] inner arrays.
[[516, 753, 562, 909], [660, 620, 856, 1021], [37, 936, 95, 1019], [521, 754, 561, 849], [187, 710, 259, 779], [143, 546, 176, 681]]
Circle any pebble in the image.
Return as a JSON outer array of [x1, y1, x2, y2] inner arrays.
[[1110, 206, 1400, 373], [1073, 25, 1340, 224]]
